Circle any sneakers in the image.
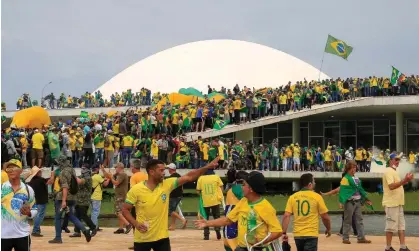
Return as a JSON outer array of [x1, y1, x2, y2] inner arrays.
[[215, 231, 221, 240], [400, 247, 410, 251], [114, 228, 125, 234], [125, 224, 133, 234], [385, 247, 396, 251], [357, 239, 372, 244], [83, 230, 92, 243], [48, 239, 63, 244], [91, 228, 97, 237], [69, 233, 81, 238], [61, 227, 70, 233], [203, 236, 209, 240], [31, 232, 43, 237], [342, 240, 351, 244]]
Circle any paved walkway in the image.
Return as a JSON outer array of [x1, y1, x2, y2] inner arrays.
[[32, 227, 419, 251]]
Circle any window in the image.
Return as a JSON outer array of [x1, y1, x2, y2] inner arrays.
[[324, 121, 339, 127], [264, 123, 277, 130], [253, 127, 262, 138], [374, 120, 389, 135], [357, 120, 373, 126], [277, 137, 292, 146], [300, 128, 308, 148], [407, 119, 419, 134], [263, 128, 277, 144], [324, 127, 340, 146], [390, 132, 396, 151], [374, 136, 390, 150], [278, 122, 292, 137], [357, 126, 373, 148], [309, 137, 324, 148], [341, 136, 356, 149], [407, 136, 419, 152], [309, 122, 323, 137], [340, 121, 356, 135], [301, 122, 308, 128]]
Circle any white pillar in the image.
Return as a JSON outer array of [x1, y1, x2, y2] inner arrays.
[[396, 111, 404, 152]]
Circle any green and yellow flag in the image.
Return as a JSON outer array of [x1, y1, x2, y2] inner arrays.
[[197, 195, 207, 219], [213, 119, 229, 130], [324, 35, 353, 60], [390, 66, 402, 86]]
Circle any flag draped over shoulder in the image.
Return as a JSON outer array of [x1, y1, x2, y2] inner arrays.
[[339, 174, 368, 204], [213, 119, 229, 130], [324, 35, 353, 60], [198, 195, 207, 219]]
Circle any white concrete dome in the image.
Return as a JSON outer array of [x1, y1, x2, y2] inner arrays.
[[96, 39, 329, 97]]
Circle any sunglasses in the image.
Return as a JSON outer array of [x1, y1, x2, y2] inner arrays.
[[236, 179, 245, 184]]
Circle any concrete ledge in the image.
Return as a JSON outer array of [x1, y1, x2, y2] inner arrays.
[[184, 96, 419, 141], [2, 105, 150, 118]]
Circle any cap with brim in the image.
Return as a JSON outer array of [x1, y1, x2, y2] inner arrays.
[[389, 153, 401, 160], [4, 159, 23, 169], [25, 166, 41, 183], [167, 163, 176, 170]]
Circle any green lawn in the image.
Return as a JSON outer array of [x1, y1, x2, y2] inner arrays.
[[44, 191, 419, 217]]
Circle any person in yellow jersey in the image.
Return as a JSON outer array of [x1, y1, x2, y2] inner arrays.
[[279, 91, 288, 115], [31, 129, 45, 168], [293, 143, 301, 171], [408, 151, 415, 164], [94, 131, 105, 163], [382, 153, 413, 251], [122, 133, 134, 168], [122, 157, 219, 251], [90, 164, 110, 232], [195, 171, 282, 250], [150, 136, 159, 160], [1, 163, 9, 184], [282, 173, 331, 251], [19, 132, 29, 168], [196, 168, 224, 240], [104, 130, 115, 168], [323, 146, 333, 172], [233, 97, 242, 125], [354, 146, 363, 171], [201, 138, 210, 166]]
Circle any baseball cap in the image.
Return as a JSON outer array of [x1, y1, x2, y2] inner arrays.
[[246, 171, 266, 195], [5, 159, 22, 169], [167, 163, 176, 170], [389, 153, 402, 160]]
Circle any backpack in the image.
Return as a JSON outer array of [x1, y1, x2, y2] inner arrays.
[[69, 174, 79, 195]]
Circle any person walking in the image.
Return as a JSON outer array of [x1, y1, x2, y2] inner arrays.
[[1, 159, 37, 251], [167, 163, 188, 231], [90, 164, 110, 232], [48, 155, 91, 244], [196, 169, 224, 240], [70, 166, 97, 238], [382, 153, 414, 251], [26, 166, 50, 237], [282, 173, 331, 251], [121, 157, 219, 251], [338, 160, 372, 245], [100, 162, 132, 234]]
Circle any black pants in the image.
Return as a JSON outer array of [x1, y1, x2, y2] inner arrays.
[[83, 148, 94, 167], [204, 205, 221, 237], [294, 237, 318, 251], [234, 109, 240, 124], [134, 238, 170, 251], [1, 236, 31, 251], [74, 205, 96, 233]]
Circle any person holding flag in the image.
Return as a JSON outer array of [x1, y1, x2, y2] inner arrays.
[[195, 171, 282, 251], [338, 160, 372, 245]]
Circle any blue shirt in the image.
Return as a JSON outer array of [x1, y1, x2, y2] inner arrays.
[[196, 108, 203, 118]]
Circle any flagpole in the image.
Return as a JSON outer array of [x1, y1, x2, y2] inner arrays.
[[318, 35, 329, 81]]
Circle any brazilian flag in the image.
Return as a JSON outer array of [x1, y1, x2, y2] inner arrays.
[[213, 119, 229, 130], [390, 66, 402, 86], [324, 35, 353, 60], [80, 111, 88, 118], [197, 195, 207, 219]]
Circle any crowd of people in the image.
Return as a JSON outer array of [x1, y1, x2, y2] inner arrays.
[[1, 152, 414, 251]]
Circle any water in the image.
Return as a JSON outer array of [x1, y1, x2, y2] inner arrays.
[[41, 214, 419, 236]]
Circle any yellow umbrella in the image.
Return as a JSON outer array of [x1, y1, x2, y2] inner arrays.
[[11, 106, 51, 129]]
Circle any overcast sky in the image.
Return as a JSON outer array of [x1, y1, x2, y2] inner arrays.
[[2, 0, 418, 105]]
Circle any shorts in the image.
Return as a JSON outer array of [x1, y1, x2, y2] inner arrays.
[[134, 238, 170, 251], [31, 149, 44, 159], [114, 197, 126, 215], [168, 197, 181, 215], [385, 206, 406, 232], [293, 157, 300, 165]]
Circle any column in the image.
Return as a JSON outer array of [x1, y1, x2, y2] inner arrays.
[[292, 118, 300, 144], [396, 111, 404, 152], [235, 128, 253, 143]]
